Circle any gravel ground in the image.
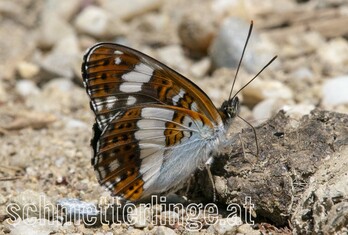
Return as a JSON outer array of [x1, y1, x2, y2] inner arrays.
[[1, 0, 348, 234]]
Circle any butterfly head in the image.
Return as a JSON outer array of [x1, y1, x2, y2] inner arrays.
[[213, 96, 241, 155], [220, 97, 240, 121]]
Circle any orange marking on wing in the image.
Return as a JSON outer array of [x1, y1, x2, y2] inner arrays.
[[165, 112, 186, 146], [98, 108, 142, 155], [122, 179, 144, 201], [110, 165, 139, 193]]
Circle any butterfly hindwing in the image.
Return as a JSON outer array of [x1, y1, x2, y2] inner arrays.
[[92, 104, 215, 200]]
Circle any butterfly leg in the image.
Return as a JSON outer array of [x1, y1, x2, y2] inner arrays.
[[239, 133, 246, 159], [205, 155, 216, 202], [184, 175, 193, 198]]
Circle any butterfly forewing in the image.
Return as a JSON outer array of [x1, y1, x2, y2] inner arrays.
[[82, 43, 223, 131]]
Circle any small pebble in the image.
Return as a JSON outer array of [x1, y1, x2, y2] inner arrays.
[[236, 223, 260, 235], [129, 206, 151, 228], [156, 225, 177, 235], [9, 190, 55, 220], [65, 118, 88, 129], [99, 0, 164, 20], [74, 5, 126, 38], [208, 216, 242, 234], [243, 79, 293, 105], [290, 67, 314, 81], [57, 198, 99, 222], [16, 80, 40, 97], [156, 45, 191, 73], [322, 76, 348, 106], [210, 17, 277, 73], [190, 58, 211, 78], [160, 210, 180, 225], [282, 104, 315, 119], [6, 218, 63, 235], [38, 13, 75, 48], [40, 34, 80, 79], [317, 38, 348, 67], [252, 98, 291, 122], [16, 61, 40, 79]]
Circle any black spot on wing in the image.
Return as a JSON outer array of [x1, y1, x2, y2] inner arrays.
[[91, 123, 102, 165]]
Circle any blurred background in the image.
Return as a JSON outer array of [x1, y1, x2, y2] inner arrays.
[[1, 0, 348, 121], [1, 0, 348, 233]]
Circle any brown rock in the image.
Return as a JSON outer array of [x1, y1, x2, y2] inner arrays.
[[192, 109, 348, 228]]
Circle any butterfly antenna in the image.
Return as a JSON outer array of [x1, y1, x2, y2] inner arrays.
[[237, 114, 259, 156], [233, 55, 277, 157], [228, 20, 254, 101], [232, 55, 277, 100]]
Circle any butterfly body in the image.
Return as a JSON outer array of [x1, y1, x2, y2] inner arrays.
[[82, 43, 239, 201]]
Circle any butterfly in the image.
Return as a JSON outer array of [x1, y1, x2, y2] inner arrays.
[[81, 23, 277, 201], [81, 42, 243, 201]]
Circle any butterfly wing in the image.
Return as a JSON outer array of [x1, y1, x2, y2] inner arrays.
[[82, 43, 224, 201], [82, 43, 223, 131], [92, 104, 217, 200]]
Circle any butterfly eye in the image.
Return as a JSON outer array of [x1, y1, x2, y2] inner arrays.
[[221, 97, 240, 119]]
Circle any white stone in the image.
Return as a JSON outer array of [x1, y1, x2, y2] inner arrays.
[[214, 176, 227, 196], [210, 17, 278, 73], [56, 198, 98, 221], [156, 225, 177, 235], [9, 190, 55, 220], [252, 98, 291, 123], [74, 6, 126, 37], [16, 80, 40, 97], [282, 104, 315, 119], [290, 67, 313, 81], [152, 204, 163, 215], [99, 0, 164, 20], [74, 6, 108, 37], [236, 223, 260, 235], [25, 78, 86, 114], [44, 78, 74, 92], [40, 34, 80, 78], [38, 13, 75, 48], [160, 210, 180, 225], [318, 38, 348, 66], [65, 118, 88, 129], [129, 206, 151, 228], [190, 57, 211, 78], [156, 45, 190, 73], [43, 0, 82, 21], [6, 218, 62, 235], [322, 76, 348, 106], [208, 216, 242, 234]]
